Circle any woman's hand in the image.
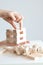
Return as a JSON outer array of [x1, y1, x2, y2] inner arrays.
[[0, 10, 22, 29]]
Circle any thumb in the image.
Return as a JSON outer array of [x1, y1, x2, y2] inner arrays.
[[11, 15, 16, 21], [10, 13, 16, 21]]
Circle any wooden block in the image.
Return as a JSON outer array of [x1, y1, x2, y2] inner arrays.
[[6, 29, 13, 37], [37, 47, 43, 53], [13, 28, 26, 44], [20, 31, 23, 34], [6, 29, 14, 43], [14, 45, 24, 55], [6, 28, 26, 44], [20, 37, 23, 40], [19, 20, 23, 30], [27, 55, 39, 60]]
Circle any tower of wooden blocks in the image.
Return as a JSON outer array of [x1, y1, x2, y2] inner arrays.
[[6, 28, 26, 44], [13, 28, 26, 44], [6, 20, 26, 44]]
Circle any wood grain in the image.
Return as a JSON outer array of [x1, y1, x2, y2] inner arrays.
[[0, 40, 29, 46]]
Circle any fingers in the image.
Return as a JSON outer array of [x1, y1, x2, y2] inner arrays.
[[14, 12, 23, 23], [11, 21, 16, 29], [17, 16, 24, 23], [9, 12, 16, 21], [9, 12, 23, 29], [9, 12, 22, 22], [2, 11, 23, 29], [15, 16, 22, 23]]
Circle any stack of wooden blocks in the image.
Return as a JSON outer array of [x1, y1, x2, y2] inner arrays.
[[6, 21, 26, 44]]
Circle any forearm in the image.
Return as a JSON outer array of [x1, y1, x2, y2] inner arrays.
[[0, 9, 8, 17], [0, 9, 4, 17]]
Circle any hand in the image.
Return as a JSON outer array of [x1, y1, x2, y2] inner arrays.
[[0, 10, 22, 29]]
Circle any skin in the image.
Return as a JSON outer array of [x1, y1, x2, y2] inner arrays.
[[0, 10, 22, 29], [0, 10, 29, 45], [0, 10, 22, 44]]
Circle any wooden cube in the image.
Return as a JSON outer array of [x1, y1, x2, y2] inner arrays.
[[6, 28, 26, 44], [6, 29, 14, 43]]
